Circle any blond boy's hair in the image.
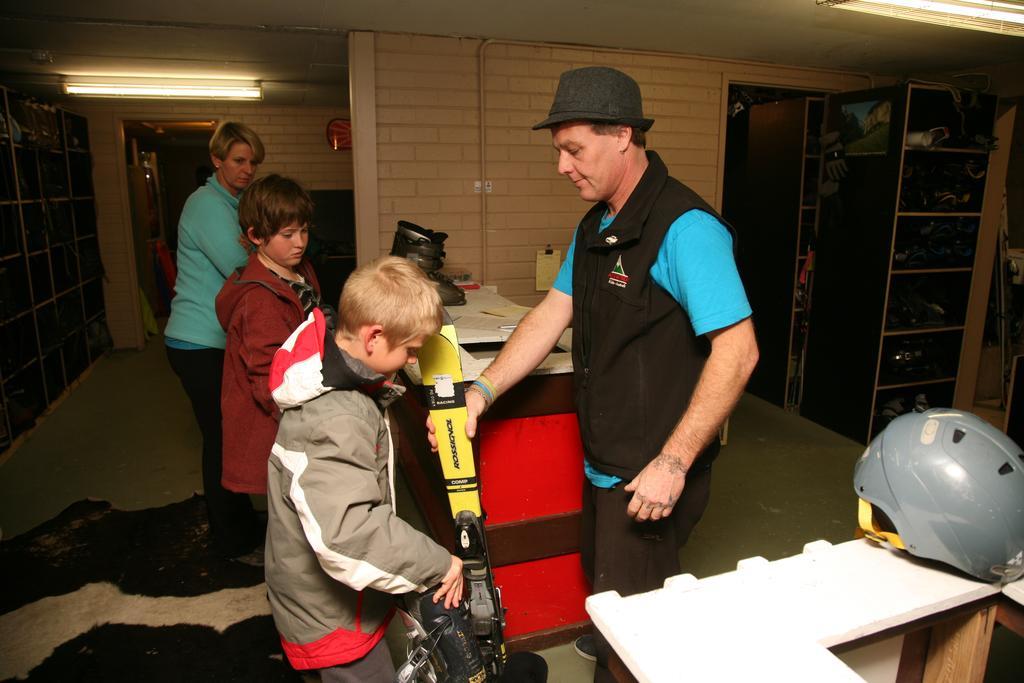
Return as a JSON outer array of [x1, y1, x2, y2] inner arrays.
[[338, 256, 443, 344], [209, 121, 266, 164]]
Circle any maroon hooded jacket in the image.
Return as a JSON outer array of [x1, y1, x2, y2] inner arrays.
[[215, 251, 321, 493]]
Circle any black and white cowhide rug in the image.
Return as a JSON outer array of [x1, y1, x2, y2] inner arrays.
[[0, 495, 302, 682]]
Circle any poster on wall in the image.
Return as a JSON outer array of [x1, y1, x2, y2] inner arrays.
[[839, 99, 891, 156]]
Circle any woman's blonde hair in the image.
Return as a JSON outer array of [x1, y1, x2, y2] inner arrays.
[[209, 121, 265, 163], [338, 256, 443, 345]]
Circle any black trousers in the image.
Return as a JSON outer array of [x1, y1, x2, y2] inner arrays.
[[580, 464, 713, 683], [318, 637, 394, 682], [166, 345, 260, 558]]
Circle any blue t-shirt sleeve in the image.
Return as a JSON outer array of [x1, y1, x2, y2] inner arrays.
[[650, 210, 751, 336], [552, 227, 578, 296]]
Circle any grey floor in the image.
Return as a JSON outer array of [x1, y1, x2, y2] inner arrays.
[[1, 335, 1019, 681]]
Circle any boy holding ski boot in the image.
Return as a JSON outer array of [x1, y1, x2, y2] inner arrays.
[[264, 256, 464, 682]]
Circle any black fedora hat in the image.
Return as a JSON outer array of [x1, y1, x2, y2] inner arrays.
[[533, 66, 654, 132]]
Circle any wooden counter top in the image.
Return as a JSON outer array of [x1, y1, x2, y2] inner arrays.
[[404, 287, 573, 384]]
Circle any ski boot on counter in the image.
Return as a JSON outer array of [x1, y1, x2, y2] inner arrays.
[[391, 220, 466, 306]]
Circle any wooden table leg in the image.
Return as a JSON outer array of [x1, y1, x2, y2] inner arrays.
[[922, 605, 996, 683], [995, 598, 1024, 638], [896, 628, 931, 683], [609, 649, 639, 683]]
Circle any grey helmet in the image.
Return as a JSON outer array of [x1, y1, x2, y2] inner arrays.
[[854, 408, 1024, 583]]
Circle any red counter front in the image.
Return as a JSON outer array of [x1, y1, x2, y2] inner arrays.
[[393, 371, 592, 650]]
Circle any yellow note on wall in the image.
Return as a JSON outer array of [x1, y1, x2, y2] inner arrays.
[[536, 248, 561, 291]]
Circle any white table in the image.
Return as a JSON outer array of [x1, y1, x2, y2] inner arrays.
[[587, 539, 1022, 683]]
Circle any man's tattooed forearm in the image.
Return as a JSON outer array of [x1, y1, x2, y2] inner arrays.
[[654, 452, 689, 476]]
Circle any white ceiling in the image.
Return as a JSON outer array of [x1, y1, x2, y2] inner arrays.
[[1, 0, 1023, 105]]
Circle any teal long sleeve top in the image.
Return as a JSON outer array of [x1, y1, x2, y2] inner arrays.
[[165, 176, 249, 349]]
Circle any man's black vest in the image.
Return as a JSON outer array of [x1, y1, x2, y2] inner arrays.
[[570, 151, 736, 479]]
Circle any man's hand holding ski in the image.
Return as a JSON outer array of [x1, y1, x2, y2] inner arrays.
[[425, 388, 489, 450]]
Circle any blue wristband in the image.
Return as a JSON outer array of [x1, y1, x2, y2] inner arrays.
[[469, 379, 493, 403]]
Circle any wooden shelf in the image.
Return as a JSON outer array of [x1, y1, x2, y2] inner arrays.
[[0, 308, 33, 326], [891, 267, 973, 275], [2, 357, 40, 382], [876, 377, 957, 391], [898, 211, 982, 218], [903, 146, 990, 154], [883, 325, 965, 337], [11, 144, 63, 153]]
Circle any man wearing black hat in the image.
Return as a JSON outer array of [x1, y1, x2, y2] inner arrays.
[[457, 66, 758, 680]]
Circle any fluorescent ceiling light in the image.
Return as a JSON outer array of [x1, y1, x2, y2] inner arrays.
[[818, 0, 1024, 37], [63, 80, 262, 100]]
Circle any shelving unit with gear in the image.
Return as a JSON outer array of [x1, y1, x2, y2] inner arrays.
[[801, 83, 999, 443]]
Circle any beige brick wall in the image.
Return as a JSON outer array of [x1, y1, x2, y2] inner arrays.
[[70, 101, 353, 349], [374, 34, 484, 280], [373, 33, 871, 305]]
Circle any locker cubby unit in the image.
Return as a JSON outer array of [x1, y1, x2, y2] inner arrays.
[[1, 85, 108, 455]]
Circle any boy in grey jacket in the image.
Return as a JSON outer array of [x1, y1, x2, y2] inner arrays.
[[265, 256, 463, 682]]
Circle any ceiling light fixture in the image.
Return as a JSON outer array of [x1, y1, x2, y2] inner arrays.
[[30, 50, 55, 65], [63, 78, 262, 100], [818, 0, 1024, 37]]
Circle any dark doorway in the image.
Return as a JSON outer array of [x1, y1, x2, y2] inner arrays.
[[722, 84, 824, 409], [122, 119, 216, 318]]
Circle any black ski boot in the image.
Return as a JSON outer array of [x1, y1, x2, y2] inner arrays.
[[391, 220, 466, 306]]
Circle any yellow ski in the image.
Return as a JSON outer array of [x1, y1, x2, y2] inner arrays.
[[415, 310, 507, 679], [418, 312, 482, 518]]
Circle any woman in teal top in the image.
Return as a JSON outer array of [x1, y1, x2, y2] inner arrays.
[[165, 121, 266, 560]]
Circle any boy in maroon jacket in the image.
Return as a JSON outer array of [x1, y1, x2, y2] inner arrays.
[[216, 175, 321, 538]]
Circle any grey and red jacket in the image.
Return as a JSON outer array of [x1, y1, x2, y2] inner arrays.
[[215, 252, 320, 493], [571, 151, 736, 479], [265, 309, 451, 670]]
